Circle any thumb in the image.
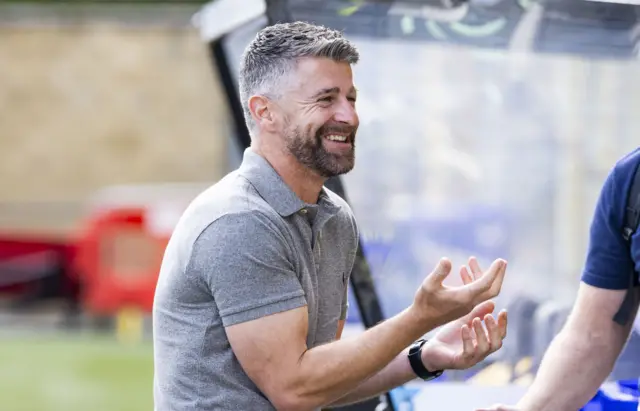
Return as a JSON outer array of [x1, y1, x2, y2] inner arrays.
[[429, 257, 452, 284], [460, 300, 495, 325], [467, 258, 506, 294]]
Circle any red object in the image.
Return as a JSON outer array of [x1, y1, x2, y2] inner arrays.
[[0, 235, 77, 296], [74, 207, 169, 315]]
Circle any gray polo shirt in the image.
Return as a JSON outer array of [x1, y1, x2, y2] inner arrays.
[[152, 148, 359, 411]]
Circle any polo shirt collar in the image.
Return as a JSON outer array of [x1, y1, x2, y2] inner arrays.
[[238, 148, 341, 217]]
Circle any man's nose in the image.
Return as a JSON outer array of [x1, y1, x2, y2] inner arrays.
[[333, 99, 358, 126]]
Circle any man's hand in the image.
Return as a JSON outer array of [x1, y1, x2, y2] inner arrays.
[[411, 256, 507, 330], [421, 299, 507, 371]]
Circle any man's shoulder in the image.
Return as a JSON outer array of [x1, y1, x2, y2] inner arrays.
[[581, 148, 640, 289], [175, 172, 285, 245], [606, 147, 640, 211], [612, 147, 640, 177], [589, 147, 640, 239], [190, 171, 280, 219]]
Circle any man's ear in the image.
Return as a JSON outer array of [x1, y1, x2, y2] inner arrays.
[[248, 95, 275, 130]]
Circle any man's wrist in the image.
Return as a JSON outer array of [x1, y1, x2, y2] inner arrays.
[[405, 305, 439, 335], [419, 340, 441, 372], [409, 339, 444, 381]]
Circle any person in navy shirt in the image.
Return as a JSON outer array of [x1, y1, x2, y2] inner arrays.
[[477, 148, 640, 411]]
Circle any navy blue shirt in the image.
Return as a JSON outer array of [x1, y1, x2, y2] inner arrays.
[[582, 148, 640, 289]]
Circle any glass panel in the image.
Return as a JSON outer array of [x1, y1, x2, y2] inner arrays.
[[219, 9, 640, 380], [283, 0, 639, 58], [221, 21, 638, 313]]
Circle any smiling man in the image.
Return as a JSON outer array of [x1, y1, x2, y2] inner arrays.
[[152, 21, 509, 411]]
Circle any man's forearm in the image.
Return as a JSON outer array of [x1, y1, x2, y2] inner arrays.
[[326, 347, 417, 407], [287, 308, 435, 410], [517, 324, 629, 411]]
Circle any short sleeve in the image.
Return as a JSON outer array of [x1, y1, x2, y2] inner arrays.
[[339, 215, 359, 321], [339, 283, 349, 321], [581, 167, 635, 290], [189, 211, 307, 327]]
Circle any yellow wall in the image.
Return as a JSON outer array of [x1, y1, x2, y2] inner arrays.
[[0, 25, 231, 204]]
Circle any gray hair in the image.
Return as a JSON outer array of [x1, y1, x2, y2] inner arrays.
[[238, 21, 360, 133]]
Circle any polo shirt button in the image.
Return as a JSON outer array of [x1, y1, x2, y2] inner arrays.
[[300, 209, 307, 214]]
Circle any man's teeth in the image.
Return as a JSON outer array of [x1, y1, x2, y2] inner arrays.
[[325, 135, 347, 142]]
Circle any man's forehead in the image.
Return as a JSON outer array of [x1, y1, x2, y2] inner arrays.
[[309, 86, 358, 98], [289, 57, 355, 94]]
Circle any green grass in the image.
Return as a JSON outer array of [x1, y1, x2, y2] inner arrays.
[[0, 333, 153, 411]]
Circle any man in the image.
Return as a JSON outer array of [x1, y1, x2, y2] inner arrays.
[[477, 148, 640, 411], [153, 21, 509, 411]]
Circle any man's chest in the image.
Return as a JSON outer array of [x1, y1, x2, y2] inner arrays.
[[285, 214, 356, 346]]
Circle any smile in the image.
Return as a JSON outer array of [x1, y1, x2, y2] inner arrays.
[[324, 134, 349, 142]]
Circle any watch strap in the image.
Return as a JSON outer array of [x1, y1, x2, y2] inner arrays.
[[408, 339, 444, 381]]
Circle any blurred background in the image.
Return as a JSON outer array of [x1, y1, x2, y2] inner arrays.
[[1, 0, 640, 410]]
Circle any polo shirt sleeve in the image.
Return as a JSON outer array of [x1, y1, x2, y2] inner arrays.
[[190, 211, 307, 327], [581, 166, 635, 289], [339, 279, 349, 321], [339, 215, 359, 321]]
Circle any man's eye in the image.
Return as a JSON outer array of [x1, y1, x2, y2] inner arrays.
[[318, 96, 333, 102]]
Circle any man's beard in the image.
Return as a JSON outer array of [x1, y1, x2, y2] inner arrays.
[[284, 123, 357, 178]]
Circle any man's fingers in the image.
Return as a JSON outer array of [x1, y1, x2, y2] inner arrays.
[[473, 318, 490, 354], [468, 256, 482, 280], [485, 314, 503, 352], [460, 265, 473, 285], [488, 260, 508, 297], [497, 309, 508, 339], [429, 257, 453, 284], [461, 324, 475, 357], [461, 300, 495, 325], [469, 326, 477, 341], [465, 259, 507, 298], [482, 259, 507, 299]]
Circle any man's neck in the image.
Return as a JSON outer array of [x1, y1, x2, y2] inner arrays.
[[252, 144, 325, 204]]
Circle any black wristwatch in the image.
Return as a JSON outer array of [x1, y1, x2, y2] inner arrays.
[[408, 339, 444, 381]]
